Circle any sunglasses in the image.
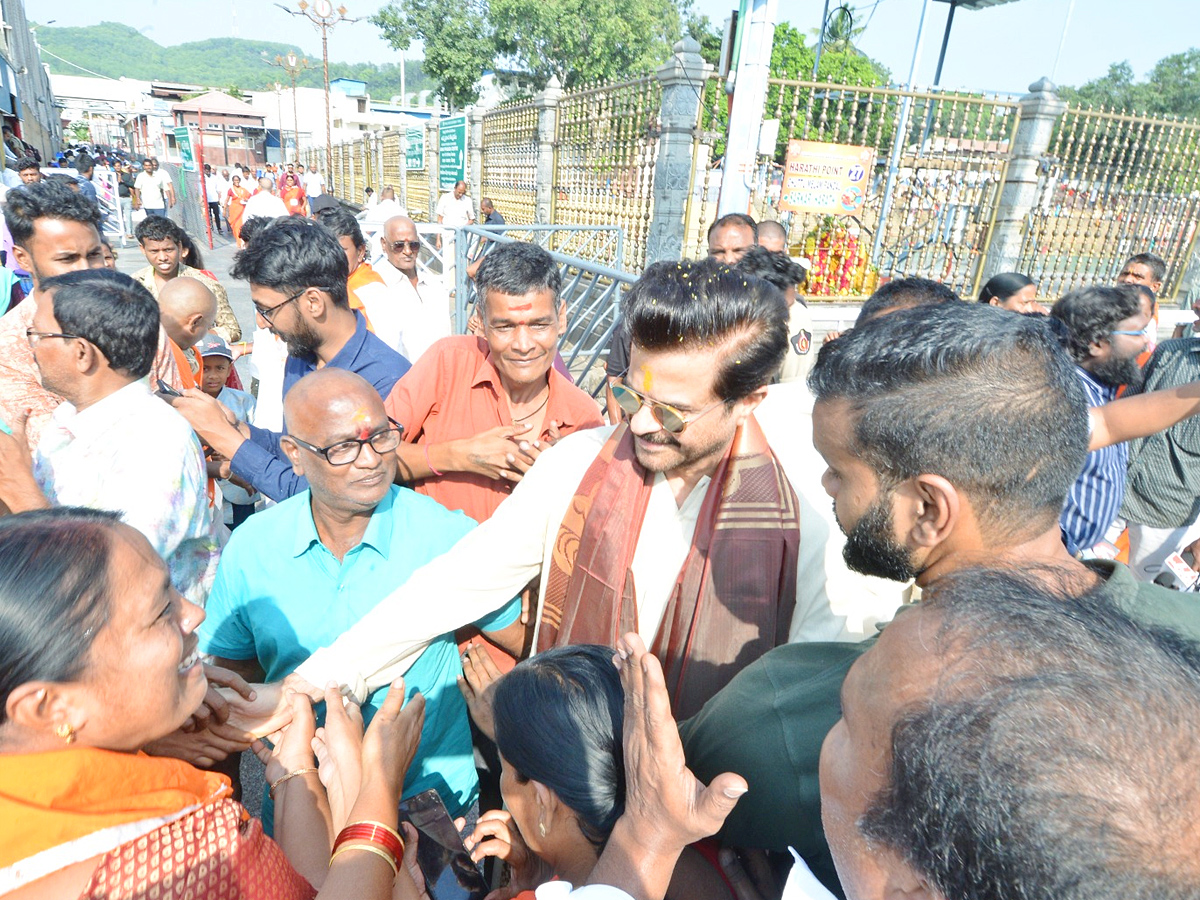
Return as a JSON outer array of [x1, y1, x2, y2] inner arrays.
[[390, 240, 421, 253], [610, 382, 725, 434]]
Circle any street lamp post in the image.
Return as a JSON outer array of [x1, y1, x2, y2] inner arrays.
[[276, 0, 362, 193], [267, 51, 311, 159]]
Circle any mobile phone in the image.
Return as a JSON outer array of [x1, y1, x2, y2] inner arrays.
[[156, 379, 183, 398], [399, 790, 490, 900]]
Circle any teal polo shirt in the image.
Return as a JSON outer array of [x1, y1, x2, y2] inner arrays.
[[200, 484, 520, 823]]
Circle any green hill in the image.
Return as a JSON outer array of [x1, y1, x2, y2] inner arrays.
[[36, 21, 430, 102]]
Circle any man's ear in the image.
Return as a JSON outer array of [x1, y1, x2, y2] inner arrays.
[[556, 299, 567, 336], [880, 860, 941, 900], [305, 287, 329, 319], [280, 436, 305, 475], [10, 243, 32, 275], [733, 386, 769, 423], [897, 474, 960, 550]]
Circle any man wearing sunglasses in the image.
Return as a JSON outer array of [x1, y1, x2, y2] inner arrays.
[[169, 217, 410, 502], [190, 367, 524, 814], [373, 214, 452, 363], [281, 258, 841, 722]]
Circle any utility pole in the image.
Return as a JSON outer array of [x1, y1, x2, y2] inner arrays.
[[717, 0, 779, 217], [276, 0, 362, 191], [268, 51, 311, 158]]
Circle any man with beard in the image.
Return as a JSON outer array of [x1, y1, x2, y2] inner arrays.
[[1050, 284, 1149, 555], [274, 258, 842, 721], [169, 216, 409, 501], [672, 303, 1200, 893]]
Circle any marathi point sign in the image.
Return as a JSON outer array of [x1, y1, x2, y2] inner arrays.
[[405, 126, 426, 171], [779, 140, 874, 216], [173, 126, 197, 173], [438, 115, 467, 190]]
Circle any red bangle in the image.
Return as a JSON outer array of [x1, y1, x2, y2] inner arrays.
[[333, 822, 405, 862]]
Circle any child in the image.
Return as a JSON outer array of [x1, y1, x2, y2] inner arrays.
[[198, 335, 259, 528]]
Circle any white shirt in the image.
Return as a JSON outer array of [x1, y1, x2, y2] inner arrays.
[[134, 170, 170, 209], [755, 381, 907, 639], [241, 190, 290, 222], [206, 175, 229, 203], [33, 380, 225, 604], [371, 259, 452, 362], [296, 424, 844, 701], [359, 197, 410, 232], [435, 191, 475, 227], [303, 171, 325, 197]]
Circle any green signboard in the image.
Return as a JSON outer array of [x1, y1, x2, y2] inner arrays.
[[438, 115, 467, 190], [173, 126, 197, 172], [405, 126, 426, 171]]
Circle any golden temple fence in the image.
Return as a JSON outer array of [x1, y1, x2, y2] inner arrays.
[[299, 68, 1200, 302], [1015, 105, 1200, 299]]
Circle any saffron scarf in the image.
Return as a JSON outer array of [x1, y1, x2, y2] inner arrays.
[[0, 747, 232, 869], [538, 417, 800, 718]]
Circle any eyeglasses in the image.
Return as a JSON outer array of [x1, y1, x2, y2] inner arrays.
[[254, 288, 306, 324], [288, 418, 405, 466], [610, 382, 726, 435], [390, 240, 421, 253], [1110, 328, 1148, 337], [26, 328, 82, 346]]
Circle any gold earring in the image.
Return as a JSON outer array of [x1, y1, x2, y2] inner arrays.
[[538, 818, 547, 838], [54, 722, 76, 744]]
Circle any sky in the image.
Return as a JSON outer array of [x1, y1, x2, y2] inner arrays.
[[36, 0, 1197, 97]]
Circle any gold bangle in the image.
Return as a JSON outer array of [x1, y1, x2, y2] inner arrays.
[[330, 842, 399, 876], [268, 766, 319, 799]]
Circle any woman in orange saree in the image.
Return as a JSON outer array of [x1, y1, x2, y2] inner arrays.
[[0, 509, 426, 900], [280, 173, 308, 218], [225, 175, 252, 243]]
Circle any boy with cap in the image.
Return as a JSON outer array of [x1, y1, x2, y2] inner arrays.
[[199, 334, 259, 527]]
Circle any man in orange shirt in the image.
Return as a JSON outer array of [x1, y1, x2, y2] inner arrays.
[[314, 206, 397, 347], [157, 277, 218, 389], [386, 241, 604, 525]]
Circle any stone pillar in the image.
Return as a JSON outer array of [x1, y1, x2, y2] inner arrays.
[[468, 106, 485, 196], [428, 109, 442, 222], [646, 38, 712, 266], [534, 76, 562, 224], [980, 78, 1067, 283]]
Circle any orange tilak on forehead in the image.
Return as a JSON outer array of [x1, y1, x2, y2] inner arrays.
[[351, 406, 372, 439], [640, 365, 653, 392], [506, 300, 534, 313]]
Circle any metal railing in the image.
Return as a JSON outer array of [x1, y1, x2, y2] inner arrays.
[[1016, 105, 1200, 299], [689, 77, 1021, 299], [480, 99, 540, 225], [454, 225, 636, 396]]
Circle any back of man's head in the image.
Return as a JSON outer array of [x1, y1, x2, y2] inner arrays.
[[860, 567, 1200, 900], [41, 269, 159, 379], [1050, 284, 1142, 365], [858, 277, 961, 322], [134, 215, 182, 247], [624, 257, 787, 402], [259, 176, 274, 192], [231, 216, 349, 308], [474, 241, 562, 303], [809, 303, 1088, 533], [735, 245, 807, 295], [314, 206, 365, 250], [4, 181, 101, 249]]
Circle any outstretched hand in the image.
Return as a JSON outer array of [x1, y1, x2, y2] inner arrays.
[[456, 642, 505, 741]]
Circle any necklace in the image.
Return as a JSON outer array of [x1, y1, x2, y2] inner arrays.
[[512, 388, 550, 423]]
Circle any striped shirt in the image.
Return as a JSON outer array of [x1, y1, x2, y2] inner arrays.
[[1121, 338, 1200, 528], [1060, 368, 1123, 555]]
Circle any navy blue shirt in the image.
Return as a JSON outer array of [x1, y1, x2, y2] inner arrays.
[[1060, 367, 1123, 555], [231, 311, 410, 500]]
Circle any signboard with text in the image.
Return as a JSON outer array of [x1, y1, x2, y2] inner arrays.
[[438, 115, 467, 190], [779, 140, 873, 216], [173, 126, 197, 173], [405, 126, 426, 171]]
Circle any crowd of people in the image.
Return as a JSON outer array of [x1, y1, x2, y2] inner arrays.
[[0, 160, 1199, 900]]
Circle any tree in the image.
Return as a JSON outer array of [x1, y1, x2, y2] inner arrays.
[[808, 5, 866, 56], [372, 1, 492, 109], [1061, 50, 1200, 119], [490, 0, 684, 89]]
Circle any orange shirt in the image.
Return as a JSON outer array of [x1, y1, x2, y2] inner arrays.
[[386, 335, 604, 523], [347, 261, 383, 332]]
